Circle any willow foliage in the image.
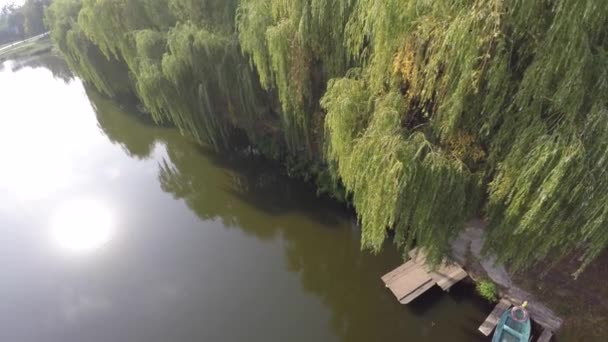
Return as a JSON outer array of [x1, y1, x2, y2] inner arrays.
[[482, 0, 608, 274], [323, 83, 474, 262], [237, 0, 354, 155], [48, 0, 273, 150], [47, 0, 608, 273], [45, 0, 132, 97], [322, 78, 371, 165], [323, 0, 608, 272]]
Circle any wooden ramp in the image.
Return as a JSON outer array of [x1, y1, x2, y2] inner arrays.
[[408, 249, 468, 291], [381, 248, 468, 304], [537, 329, 553, 342], [478, 299, 511, 336]]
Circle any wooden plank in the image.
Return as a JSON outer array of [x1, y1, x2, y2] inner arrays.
[[478, 299, 511, 336], [504, 293, 563, 331], [408, 248, 427, 264], [537, 329, 553, 342], [387, 267, 433, 301], [381, 260, 419, 286], [382, 247, 468, 306], [432, 264, 469, 290], [409, 248, 468, 291], [399, 278, 436, 304]]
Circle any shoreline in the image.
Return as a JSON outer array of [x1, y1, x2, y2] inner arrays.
[[451, 219, 607, 340]]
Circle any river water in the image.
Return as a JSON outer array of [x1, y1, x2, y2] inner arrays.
[[0, 53, 491, 342]]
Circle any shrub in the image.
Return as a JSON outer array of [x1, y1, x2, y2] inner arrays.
[[476, 280, 498, 302]]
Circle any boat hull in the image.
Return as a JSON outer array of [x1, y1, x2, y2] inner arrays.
[[492, 309, 531, 342]]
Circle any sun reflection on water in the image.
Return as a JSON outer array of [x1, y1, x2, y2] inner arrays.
[[51, 199, 115, 254]]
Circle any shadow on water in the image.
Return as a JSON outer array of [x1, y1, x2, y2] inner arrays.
[[194, 143, 348, 226], [84, 84, 491, 341], [87, 86, 344, 233], [409, 286, 448, 316], [449, 283, 495, 342], [91, 89, 351, 228], [409, 282, 493, 341]]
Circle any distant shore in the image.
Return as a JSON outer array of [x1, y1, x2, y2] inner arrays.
[[0, 33, 53, 62]]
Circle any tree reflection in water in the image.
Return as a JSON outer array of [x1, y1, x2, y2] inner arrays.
[[88, 87, 489, 342], [9, 53, 74, 83]]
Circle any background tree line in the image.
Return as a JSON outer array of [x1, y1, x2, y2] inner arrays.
[[0, 0, 52, 45]]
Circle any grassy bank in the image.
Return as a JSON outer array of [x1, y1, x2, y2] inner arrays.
[[0, 35, 54, 62]]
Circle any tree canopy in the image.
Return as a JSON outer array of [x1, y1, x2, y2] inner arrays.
[[46, 0, 608, 275]]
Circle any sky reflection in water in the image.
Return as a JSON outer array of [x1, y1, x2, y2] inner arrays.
[[0, 58, 117, 256]]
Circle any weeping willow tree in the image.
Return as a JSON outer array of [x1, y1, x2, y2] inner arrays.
[[47, 0, 608, 275], [339, 0, 607, 273], [45, 0, 132, 97], [236, 0, 355, 156], [48, 0, 273, 150], [482, 0, 608, 276], [322, 78, 477, 263]]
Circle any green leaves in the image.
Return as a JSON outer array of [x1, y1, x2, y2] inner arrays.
[[476, 280, 498, 303], [47, 0, 608, 274], [323, 85, 474, 260], [483, 0, 608, 274], [237, 0, 354, 157], [49, 0, 272, 151]]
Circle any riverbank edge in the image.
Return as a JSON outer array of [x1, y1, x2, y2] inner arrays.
[[450, 220, 563, 332], [0, 33, 53, 63], [450, 219, 606, 341]]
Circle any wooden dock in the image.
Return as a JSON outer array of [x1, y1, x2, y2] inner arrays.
[[478, 299, 511, 336], [383, 246, 558, 341], [537, 329, 553, 342], [381, 248, 468, 304]]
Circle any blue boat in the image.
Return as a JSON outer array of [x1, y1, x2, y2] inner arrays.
[[492, 305, 531, 342]]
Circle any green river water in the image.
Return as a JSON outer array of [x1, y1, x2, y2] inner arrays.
[[0, 53, 492, 342]]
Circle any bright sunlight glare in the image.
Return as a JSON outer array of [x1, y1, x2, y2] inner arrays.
[[0, 1, 25, 8], [51, 199, 115, 254]]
